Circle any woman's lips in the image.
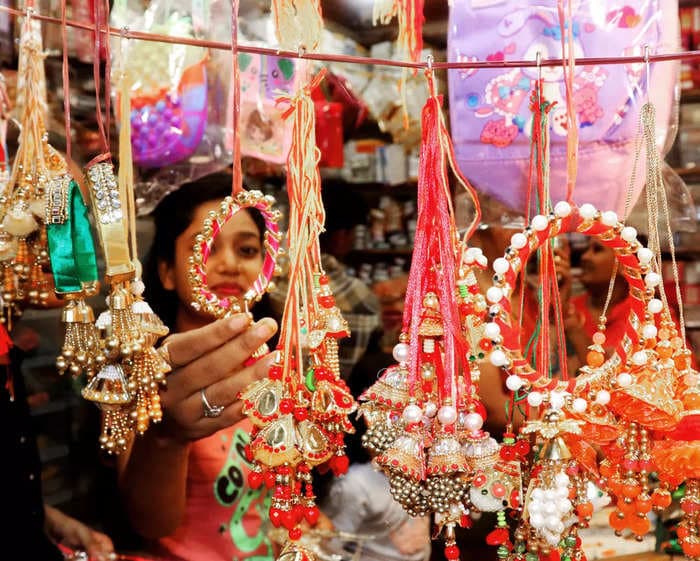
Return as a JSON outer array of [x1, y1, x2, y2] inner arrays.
[[211, 283, 243, 298]]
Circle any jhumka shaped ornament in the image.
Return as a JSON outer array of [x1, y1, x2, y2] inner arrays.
[[82, 71, 170, 454], [0, 14, 63, 324], [241, 72, 354, 552]]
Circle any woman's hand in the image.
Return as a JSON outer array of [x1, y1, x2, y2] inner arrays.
[[44, 505, 115, 561], [154, 313, 278, 443]]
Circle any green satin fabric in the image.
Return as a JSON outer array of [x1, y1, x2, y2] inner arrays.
[[47, 180, 99, 293]]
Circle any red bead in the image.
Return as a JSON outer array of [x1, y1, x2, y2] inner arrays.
[[319, 275, 329, 285], [264, 471, 276, 488], [304, 505, 320, 525], [270, 508, 282, 527], [282, 510, 297, 530], [445, 545, 460, 560], [294, 408, 309, 421], [289, 527, 303, 541], [268, 365, 283, 380], [248, 471, 263, 489], [331, 454, 349, 475], [480, 339, 493, 351], [279, 399, 294, 414]]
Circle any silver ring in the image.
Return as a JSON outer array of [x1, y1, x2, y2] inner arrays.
[[201, 389, 224, 418]]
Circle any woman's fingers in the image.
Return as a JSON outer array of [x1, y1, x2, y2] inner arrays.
[[164, 317, 278, 399], [163, 314, 252, 367], [202, 352, 275, 410]]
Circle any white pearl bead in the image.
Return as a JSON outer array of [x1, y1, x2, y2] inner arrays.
[[645, 272, 661, 288], [547, 518, 565, 534], [530, 512, 545, 529], [648, 298, 663, 314], [449, 504, 463, 517], [464, 412, 484, 432], [637, 247, 654, 265], [465, 247, 479, 261], [543, 501, 557, 514], [595, 390, 611, 405], [531, 488, 543, 501], [392, 343, 410, 363], [511, 232, 528, 249], [484, 322, 501, 339], [328, 316, 343, 331], [424, 402, 438, 417], [632, 351, 648, 366], [506, 374, 524, 391], [554, 201, 572, 218], [527, 391, 543, 407], [579, 203, 597, 220], [554, 471, 570, 487], [486, 286, 504, 304], [531, 214, 549, 231], [490, 349, 507, 367], [617, 372, 633, 387], [402, 404, 423, 423], [572, 397, 587, 413], [621, 226, 637, 243], [438, 405, 458, 425], [601, 210, 618, 226], [642, 324, 658, 339], [476, 254, 488, 268], [493, 257, 510, 275], [550, 391, 566, 410]]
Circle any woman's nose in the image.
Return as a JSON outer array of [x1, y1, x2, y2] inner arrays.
[[212, 246, 240, 274]]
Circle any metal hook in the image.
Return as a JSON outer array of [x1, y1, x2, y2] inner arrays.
[[643, 44, 651, 99], [25, 5, 36, 20], [426, 54, 434, 72], [536, 51, 542, 84], [298, 45, 306, 59]]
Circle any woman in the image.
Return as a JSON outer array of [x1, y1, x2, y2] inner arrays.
[[117, 172, 279, 561]]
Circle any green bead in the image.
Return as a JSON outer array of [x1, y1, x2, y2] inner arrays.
[[526, 553, 538, 561], [515, 544, 526, 554], [497, 546, 509, 558], [459, 284, 469, 298], [564, 536, 576, 548], [503, 436, 515, 445]]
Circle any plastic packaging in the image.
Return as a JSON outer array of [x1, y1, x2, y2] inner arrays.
[[448, 0, 680, 218], [111, 0, 231, 214]]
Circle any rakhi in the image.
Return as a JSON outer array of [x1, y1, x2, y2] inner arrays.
[[82, 30, 170, 453], [359, 65, 496, 561], [0, 9, 60, 325], [241, 69, 354, 559], [188, 191, 281, 318], [189, 0, 282, 321], [51, 0, 101, 380]]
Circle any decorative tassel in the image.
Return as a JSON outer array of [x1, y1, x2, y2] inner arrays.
[[56, 298, 101, 378], [0, 14, 65, 323]]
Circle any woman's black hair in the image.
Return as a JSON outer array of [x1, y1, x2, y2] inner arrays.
[[143, 170, 276, 333]]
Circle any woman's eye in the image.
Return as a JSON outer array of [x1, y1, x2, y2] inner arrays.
[[238, 245, 261, 258]]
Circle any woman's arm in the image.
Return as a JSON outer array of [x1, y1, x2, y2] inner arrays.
[[116, 314, 277, 538]]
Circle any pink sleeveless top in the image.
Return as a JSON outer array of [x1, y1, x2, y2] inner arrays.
[[155, 419, 273, 561]]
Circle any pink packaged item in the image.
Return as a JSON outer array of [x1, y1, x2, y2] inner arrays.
[[226, 52, 298, 164], [448, 0, 679, 216]]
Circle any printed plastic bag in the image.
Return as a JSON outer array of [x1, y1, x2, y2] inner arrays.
[[448, 0, 680, 217]]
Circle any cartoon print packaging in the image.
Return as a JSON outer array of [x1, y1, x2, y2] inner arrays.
[[448, 0, 679, 217], [226, 51, 298, 164]]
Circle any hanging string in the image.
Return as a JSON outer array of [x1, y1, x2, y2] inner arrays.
[[91, 0, 108, 155], [3, 5, 700, 71], [557, 0, 577, 203], [117, 67, 136, 266], [277, 71, 327, 384], [272, 0, 323, 53], [230, 0, 243, 196], [60, 0, 71, 162]]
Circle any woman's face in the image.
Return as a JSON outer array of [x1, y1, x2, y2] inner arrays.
[[579, 240, 616, 287], [159, 201, 264, 319]]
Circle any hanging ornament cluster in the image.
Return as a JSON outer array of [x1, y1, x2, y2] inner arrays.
[[80, 61, 171, 454], [239, 69, 354, 558], [358, 67, 496, 561], [0, 13, 61, 325]]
